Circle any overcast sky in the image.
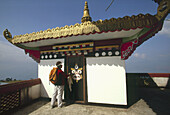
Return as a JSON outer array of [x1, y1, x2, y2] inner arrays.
[[0, 0, 170, 80]]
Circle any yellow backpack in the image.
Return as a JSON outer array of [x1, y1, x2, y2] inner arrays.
[[49, 68, 58, 85]]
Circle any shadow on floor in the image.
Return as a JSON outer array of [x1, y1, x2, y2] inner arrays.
[[139, 87, 170, 115], [127, 73, 170, 115], [10, 98, 50, 115]]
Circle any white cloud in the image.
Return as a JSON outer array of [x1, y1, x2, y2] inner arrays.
[[133, 53, 146, 59], [159, 54, 170, 58], [0, 35, 31, 62], [0, 39, 37, 80], [158, 21, 170, 36]]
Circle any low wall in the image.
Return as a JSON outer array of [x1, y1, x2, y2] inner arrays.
[[126, 73, 170, 107], [127, 73, 170, 88], [20, 83, 41, 106], [0, 78, 41, 114]]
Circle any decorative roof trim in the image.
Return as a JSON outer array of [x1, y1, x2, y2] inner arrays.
[[41, 47, 93, 54], [41, 42, 94, 54], [121, 21, 163, 60], [122, 27, 151, 43], [155, 0, 170, 20], [95, 45, 119, 50], [53, 42, 94, 49], [8, 13, 158, 44], [3, 29, 39, 50]]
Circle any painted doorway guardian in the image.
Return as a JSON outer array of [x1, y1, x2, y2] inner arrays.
[[66, 56, 86, 102]]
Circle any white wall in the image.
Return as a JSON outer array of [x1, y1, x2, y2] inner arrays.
[[86, 56, 127, 105], [20, 84, 41, 106], [28, 84, 41, 100], [38, 59, 65, 98]]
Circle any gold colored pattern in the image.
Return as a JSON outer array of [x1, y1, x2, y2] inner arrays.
[[53, 42, 93, 49], [155, 0, 170, 20], [3, 29, 12, 43], [41, 47, 93, 54], [7, 13, 158, 44], [95, 45, 119, 50]]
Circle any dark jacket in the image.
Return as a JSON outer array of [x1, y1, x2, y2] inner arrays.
[[55, 68, 68, 85]]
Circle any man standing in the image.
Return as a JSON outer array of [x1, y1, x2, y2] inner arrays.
[[50, 61, 68, 108]]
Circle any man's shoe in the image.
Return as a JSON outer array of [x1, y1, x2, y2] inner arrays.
[[58, 106, 62, 108], [51, 105, 55, 109]]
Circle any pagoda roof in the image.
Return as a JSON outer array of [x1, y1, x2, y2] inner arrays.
[[7, 13, 157, 44], [3, 0, 170, 61], [4, 1, 169, 46]]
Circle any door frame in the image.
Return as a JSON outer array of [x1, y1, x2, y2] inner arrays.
[[65, 55, 87, 103]]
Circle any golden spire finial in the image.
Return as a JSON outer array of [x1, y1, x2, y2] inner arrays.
[[81, 1, 92, 23]]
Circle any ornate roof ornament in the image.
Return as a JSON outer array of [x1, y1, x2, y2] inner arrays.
[[81, 1, 92, 23], [3, 29, 12, 43], [155, 0, 170, 20]]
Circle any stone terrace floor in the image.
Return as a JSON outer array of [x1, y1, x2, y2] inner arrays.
[[12, 88, 170, 115]]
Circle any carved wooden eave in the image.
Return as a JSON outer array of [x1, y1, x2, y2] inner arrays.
[[3, 0, 170, 62], [4, 13, 158, 45]]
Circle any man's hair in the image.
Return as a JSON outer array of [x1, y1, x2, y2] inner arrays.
[[56, 61, 62, 66]]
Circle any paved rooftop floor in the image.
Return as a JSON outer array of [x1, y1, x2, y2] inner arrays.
[[12, 88, 170, 115], [13, 99, 154, 115]]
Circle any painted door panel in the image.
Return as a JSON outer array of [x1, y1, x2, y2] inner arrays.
[[66, 56, 84, 101]]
